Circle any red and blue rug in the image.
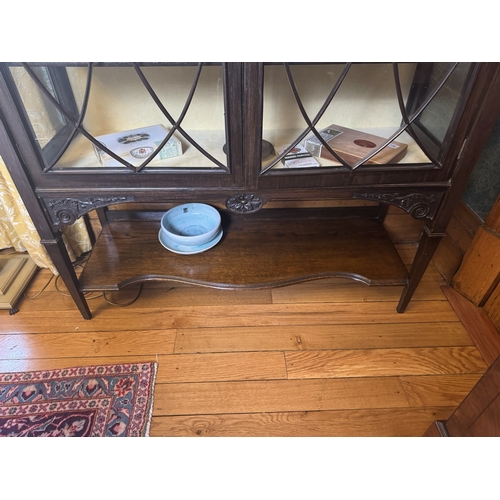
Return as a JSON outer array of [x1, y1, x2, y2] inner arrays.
[[0, 362, 157, 437]]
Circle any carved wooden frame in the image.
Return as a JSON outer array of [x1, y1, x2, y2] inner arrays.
[[44, 196, 135, 227], [353, 190, 445, 220]]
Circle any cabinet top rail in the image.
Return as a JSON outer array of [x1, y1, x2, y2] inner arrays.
[[3, 62, 469, 67], [3, 62, 223, 67]]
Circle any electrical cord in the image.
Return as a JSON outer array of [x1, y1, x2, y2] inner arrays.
[[22, 256, 150, 307], [103, 283, 144, 307], [23, 274, 54, 299]]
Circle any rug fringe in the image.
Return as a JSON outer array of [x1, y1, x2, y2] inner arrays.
[[144, 362, 158, 437]]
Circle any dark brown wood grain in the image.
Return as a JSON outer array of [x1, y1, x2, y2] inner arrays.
[[484, 284, 500, 332], [423, 420, 449, 436], [434, 353, 500, 436], [79, 208, 409, 291], [441, 285, 500, 366]]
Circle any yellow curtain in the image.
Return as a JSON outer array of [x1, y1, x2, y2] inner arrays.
[[0, 158, 92, 274]]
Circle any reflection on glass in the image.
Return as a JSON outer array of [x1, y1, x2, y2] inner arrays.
[[262, 63, 432, 171], [10, 66, 68, 150], [10, 64, 228, 171], [410, 62, 472, 147]]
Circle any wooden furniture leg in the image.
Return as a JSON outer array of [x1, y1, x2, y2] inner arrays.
[[397, 227, 445, 312], [95, 207, 109, 229], [42, 234, 92, 320], [82, 213, 97, 247], [377, 203, 390, 223]]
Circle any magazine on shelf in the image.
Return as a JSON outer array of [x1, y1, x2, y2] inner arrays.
[[93, 124, 182, 166]]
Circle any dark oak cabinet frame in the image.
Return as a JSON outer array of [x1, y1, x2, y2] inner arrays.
[[1, 62, 499, 320]]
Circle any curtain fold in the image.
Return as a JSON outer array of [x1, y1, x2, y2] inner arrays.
[[0, 158, 92, 274]]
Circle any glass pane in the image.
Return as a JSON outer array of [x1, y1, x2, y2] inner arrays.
[[10, 63, 228, 171], [262, 63, 431, 171], [10, 66, 69, 150], [410, 62, 472, 145]]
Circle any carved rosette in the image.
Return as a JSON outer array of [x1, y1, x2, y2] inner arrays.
[[45, 196, 134, 226], [226, 194, 263, 214], [353, 192, 444, 220]]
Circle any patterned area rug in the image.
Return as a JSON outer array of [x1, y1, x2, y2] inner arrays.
[[0, 362, 157, 437]]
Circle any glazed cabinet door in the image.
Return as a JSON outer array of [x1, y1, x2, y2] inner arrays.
[[0, 63, 244, 195], [243, 62, 481, 193]]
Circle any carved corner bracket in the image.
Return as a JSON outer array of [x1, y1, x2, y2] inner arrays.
[[44, 196, 134, 227], [226, 194, 263, 214], [353, 191, 445, 220]]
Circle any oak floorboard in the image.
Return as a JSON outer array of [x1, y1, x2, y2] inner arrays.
[[17, 292, 103, 312], [394, 243, 418, 264], [0, 355, 157, 373], [271, 280, 446, 304], [156, 352, 287, 383], [0, 300, 462, 334], [14, 260, 442, 316], [33, 277, 445, 307], [0, 249, 489, 437], [150, 407, 456, 437], [19, 267, 55, 294], [384, 215, 425, 244], [174, 323, 473, 353], [401, 374, 483, 407], [285, 347, 487, 379], [0, 352, 284, 383], [0, 308, 177, 334], [0, 330, 177, 359], [395, 245, 445, 281], [18, 286, 273, 313], [153, 377, 409, 415]]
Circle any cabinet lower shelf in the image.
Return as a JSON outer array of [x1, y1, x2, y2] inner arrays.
[[79, 207, 409, 292]]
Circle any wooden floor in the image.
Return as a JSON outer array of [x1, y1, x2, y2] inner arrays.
[[0, 240, 488, 437]]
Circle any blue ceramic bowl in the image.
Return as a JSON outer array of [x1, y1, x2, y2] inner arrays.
[[160, 203, 221, 246]]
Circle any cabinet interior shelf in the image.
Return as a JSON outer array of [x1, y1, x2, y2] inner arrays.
[[79, 207, 409, 292]]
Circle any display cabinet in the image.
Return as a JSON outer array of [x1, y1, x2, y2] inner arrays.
[[1, 62, 499, 319]]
